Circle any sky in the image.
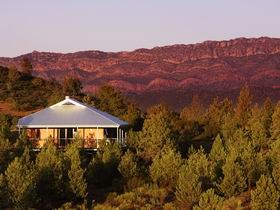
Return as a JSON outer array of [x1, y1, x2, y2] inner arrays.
[[1, 0, 280, 57]]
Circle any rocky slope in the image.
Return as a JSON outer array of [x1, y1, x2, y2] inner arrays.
[[1, 37, 280, 110]]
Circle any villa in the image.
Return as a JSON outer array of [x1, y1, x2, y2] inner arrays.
[[17, 96, 128, 149]]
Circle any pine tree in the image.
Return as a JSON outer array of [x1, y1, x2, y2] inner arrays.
[[204, 98, 233, 137], [0, 137, 13, 173], [180, 95, 204, 122], [272, 162, 280, 191], [0, 174, 8, 209], [219, 148, 247, 197], [271, 103, 280, 140], [149, 146, 182, 189], [5, 155, 36, 209], [176, 165, 202, 209], [137, 104, 173, 162], [251, 175, 279, 210], [118, 150, 139, 179], [186, 147, 214, 181], [235, 85, 252, 127], [95, 85, 128, 118], [65, 142, 87, 200], [35, 143, 66, 208], [193, 189, 224, 210], [209, 134, 227, 179], [248, 105, 269, 150], [63, 76, 83, 96], [210, 134, 226, 163]]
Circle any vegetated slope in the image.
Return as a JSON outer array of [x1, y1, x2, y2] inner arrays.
[[1, 37, 280, 110], [0, 66, 62, 114]]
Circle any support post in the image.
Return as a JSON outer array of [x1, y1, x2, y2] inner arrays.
[[47, 127, 49, 141], [117, 127, 119, 143], [97, 127, 99, 148]]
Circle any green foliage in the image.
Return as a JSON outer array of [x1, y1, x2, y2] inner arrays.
[[35, 143, 67, 208], [180, 95, 204, 122], [88, 142, 122, 187], [4, 154, 36, 209], [176, 166, 202, 208], [94, 186, 169, 210], [137, 104, 173, 161], [63, 77, 83, 96], [95, 85, 128, 118], [219, 148, 247, 197], [0, 173, 8, 209], [149, 146, 182, 189], [271, 102, 280, 140], [65, 142, 87, 199], [0, 137, 13, 173], [248, 105, 269, 150], [204, 97, 233, 137], [186, 147, 214, 182], [210, 134, 226, 163], [209, 134, 227, 179], [193, 189, 224, 210], [272, 162, 280, 191], [0, 65, 63, 111], [251, 175, 279, 210], [56, 202, 87, 210], [235, 85, 253, 127], [118, 150, 139, 179]]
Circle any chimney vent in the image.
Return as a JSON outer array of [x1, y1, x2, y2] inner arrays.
[[65, 96, 70, 100]]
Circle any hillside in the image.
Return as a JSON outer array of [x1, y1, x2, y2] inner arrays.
[[1, 37, 280, 109], [0, 66, 63, 114]]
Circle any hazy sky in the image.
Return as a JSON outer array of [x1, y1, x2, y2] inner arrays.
[[1, 0, 280, 57]]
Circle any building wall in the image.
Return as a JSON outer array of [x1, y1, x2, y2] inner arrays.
[[40, 128, 56, 140], [27, 127, 106, 148]]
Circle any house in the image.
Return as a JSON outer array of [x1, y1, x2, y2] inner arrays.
[[17, 96, 128, 149]]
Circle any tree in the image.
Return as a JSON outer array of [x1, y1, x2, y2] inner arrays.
[[175, 148, 214, 208], [271, 103, 280, 141], [35, 143, 66, 209], [65, 141, 87, 200], [88, 142, 122, 187], [193, 189, 224, 210], [235, 85, 253, 127], [4, 152, 36, 209], [0, 174, 8, 209], [63, 77, 83, 96], [176, 165, 202, 208], [180, 95, 204, 122], [210, 134, 227, 164], [272, 162, 280, 191], [219, 148, 247, 197], [204, 98, 233, 138], [209, 134, 227, 179], [149, 146, 182, 189], [118, 150, 139, 179], [95, 85, 128, 118], [122, 103, 142, 131], [137, 104, 173, 162], [20, 57, 33, 75], [251, 175, 279, 210], [0, 137, 13, 173]]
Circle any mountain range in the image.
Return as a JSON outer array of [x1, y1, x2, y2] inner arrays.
[[0, 37, 280, 110]]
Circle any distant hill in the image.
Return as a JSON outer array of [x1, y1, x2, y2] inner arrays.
[[1, 37, 280, 110]]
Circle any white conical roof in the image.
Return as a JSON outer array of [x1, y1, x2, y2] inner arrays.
[[17, 97, 128, 128]]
